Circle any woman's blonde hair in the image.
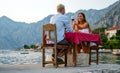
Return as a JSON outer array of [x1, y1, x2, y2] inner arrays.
[[57, 4, 65, 12]]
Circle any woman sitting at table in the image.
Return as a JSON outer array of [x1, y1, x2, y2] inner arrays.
[[73, 12, 91, 33], [72, 12, 91, 53]]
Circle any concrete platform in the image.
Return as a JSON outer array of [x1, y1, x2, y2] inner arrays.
[[0, 64, 120, 73]]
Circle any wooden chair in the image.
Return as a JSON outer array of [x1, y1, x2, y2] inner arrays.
[[89, 44, 99, 65], [42, 23, 68, 67]]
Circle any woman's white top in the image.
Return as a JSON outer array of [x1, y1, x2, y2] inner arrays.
[[78, 28, 89, 33]]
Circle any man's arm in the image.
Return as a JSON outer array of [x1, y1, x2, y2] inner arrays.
[[50, 16, 54, 24], [63, 16, 73, 32]]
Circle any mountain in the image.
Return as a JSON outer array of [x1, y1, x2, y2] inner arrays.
[[0, 16, 40, 50], [0, 1, 119, 50], [68, 0, 120, 28], [94, 0, 120, 28], [0, 15, 53, 50]]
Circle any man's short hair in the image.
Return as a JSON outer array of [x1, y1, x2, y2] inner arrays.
[[57, 4, 65, 12]]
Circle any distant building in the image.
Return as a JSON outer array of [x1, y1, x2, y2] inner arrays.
[[105, 26, 120, 40]]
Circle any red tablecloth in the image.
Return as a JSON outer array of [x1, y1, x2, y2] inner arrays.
[[65, 32, 102, 45]]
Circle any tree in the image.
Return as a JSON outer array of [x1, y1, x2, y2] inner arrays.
[[30, 44, 36, 49], [116, 30, 120, 40], [93, 27, 106, 34], [107, 39, 120, 49], [24, 45, 30, 49], [101, 35, 109, 49], [116, 30, 120, 36]]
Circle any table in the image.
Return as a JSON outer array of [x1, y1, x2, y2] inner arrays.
[[65, 32, 102, 66]]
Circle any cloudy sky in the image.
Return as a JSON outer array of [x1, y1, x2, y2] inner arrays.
[[0, 0, 118, 23]]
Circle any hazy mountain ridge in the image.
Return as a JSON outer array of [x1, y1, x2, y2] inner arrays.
[[94, 0, 120, 28], [0, 16, 40, 50], [0, 1, 119, 50]]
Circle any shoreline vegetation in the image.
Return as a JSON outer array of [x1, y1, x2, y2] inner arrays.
[[93, 27, 120, 49]]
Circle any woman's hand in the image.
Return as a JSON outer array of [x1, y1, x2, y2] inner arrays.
[[72, 21, 77, 26], [71, 21, 78, 32]]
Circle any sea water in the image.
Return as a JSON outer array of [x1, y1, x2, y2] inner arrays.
[[0, 50, 120, 65], [0, 50, 42, 64]]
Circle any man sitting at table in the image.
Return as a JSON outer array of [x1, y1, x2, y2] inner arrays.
[[49, 4, 73, 61]]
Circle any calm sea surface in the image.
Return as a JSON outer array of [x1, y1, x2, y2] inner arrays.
[[0, 50, 120, 65]]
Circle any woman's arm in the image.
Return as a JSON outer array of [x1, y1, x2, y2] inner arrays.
[[73, 24, 79, 32]]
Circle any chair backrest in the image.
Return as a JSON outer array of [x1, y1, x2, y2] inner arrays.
[[42, 23, 57, 45], [91, 31, 100, 47]]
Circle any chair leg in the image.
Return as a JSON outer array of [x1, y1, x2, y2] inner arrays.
[[55, 48, 58, 68], [96, 49, 99, 65], [89, 47, 99, 65], [42, 48, 45, 67], [64, 51, 67, 67], [53, 49, 55, 66], [89, 49, 91, 65]]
